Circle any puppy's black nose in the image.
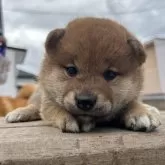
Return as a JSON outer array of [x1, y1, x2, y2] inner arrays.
[[75, 94, 97, 111]]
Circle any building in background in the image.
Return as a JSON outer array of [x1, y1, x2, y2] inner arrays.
[[0, 46, 36, 96], [143, 36, 165, 109]]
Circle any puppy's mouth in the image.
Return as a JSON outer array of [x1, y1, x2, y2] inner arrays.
[[65, 104, 112, 117]]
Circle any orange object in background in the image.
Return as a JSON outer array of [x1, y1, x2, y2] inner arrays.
[[0, 84, 37, 116]]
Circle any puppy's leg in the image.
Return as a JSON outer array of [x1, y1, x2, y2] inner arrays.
[[122, 101, 161, 132], [41, 102, 79, 133], [5, 104, 40, 123], [5, 87, 41, 123]]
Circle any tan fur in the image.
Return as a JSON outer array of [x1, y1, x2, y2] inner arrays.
[[5, 17, 161, 132]]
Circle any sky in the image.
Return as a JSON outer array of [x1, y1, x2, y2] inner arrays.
[[2, 0, 165, 74]]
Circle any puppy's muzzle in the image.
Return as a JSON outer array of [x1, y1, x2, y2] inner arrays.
[[75, 94, 97, 111]]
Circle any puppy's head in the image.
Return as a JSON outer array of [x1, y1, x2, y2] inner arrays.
[[40, 17, 146, 117]]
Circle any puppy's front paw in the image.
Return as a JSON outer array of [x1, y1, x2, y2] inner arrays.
[[5, 105, 40, 123], [124, 104, 161, 132], [5, 108, 29, 123], [77, 116, 95, 132], [81, 122, 95, 132], [56, 115, 80, 133]]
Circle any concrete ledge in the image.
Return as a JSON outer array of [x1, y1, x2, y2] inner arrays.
[[0, 113, 165, 165]]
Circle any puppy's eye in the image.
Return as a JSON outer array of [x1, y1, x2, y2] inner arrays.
[[65, 65, 78, 77], [103, 70, 119, 81]]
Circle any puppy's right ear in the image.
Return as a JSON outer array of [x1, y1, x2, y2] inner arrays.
[[45, 28, 65, 55]]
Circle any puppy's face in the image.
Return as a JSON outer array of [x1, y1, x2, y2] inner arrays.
[[40, 18, 146, 118]]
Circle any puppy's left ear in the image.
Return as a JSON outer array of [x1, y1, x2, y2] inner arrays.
[[45, 28, 65, 55], [127, 38, 146, 65]]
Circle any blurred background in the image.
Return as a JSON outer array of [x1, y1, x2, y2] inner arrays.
[[0, 0, 165, 109]]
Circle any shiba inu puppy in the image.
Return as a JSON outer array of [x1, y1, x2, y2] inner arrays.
[[5, 18, 161, 133]]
